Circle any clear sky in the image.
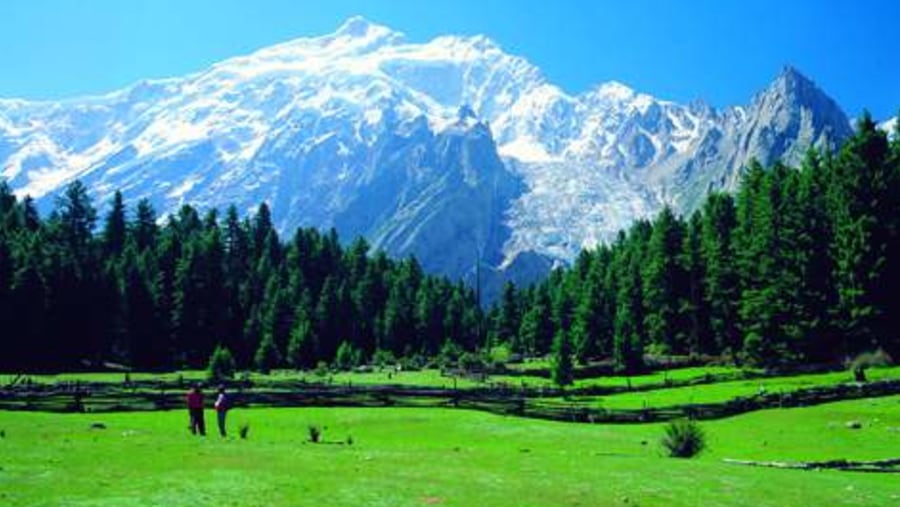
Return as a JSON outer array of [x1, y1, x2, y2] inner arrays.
[[1, 0, 898, 119]]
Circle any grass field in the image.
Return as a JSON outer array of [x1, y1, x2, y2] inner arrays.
[[553, 366, 900, 409], [1, 396, 899, 506]]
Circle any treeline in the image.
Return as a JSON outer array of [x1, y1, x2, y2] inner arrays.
[[485, 115, 900, 373], [0, 184, 483, 372], [2, 115, 898, 376]]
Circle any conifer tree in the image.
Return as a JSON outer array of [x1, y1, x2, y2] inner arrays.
[[550, 329, 574, 387], [700, 192, 740, 357], [830, 114, 897, 356], [102, 191, 127, 257], [642, 207, 688, 354], [682, 211, 713, 354]]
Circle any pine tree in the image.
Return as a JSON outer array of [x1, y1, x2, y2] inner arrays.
[[613, 234, 646, 373], [207, 344, 236, 380], [572, 279, 603, 363], [700, 192, 740, 358], [642, 207, 688, 354], [315, 275, 340, 359], [254, 332, 281, 373], [132, 199, 158, 251], [102, 191, 127, 257], [796, 151, 840, 361], [54, 180, 97, 262], [286, 289, 317, 368], [495, 281, 521, 350], [550, 329, 574, 387], [737, 162, 807, 365], [830, 114, 897, 356], [518, 285, 554, 356], [682, 211, 713, 355], [10, 241, 47, 369], [414, 279, 444, 355]]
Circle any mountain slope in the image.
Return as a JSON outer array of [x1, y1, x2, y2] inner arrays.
[[0, 17, 855, 291]]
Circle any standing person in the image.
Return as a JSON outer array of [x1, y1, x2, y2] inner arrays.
[[214, 385, 229, 437], [186, 384, 206, 436]]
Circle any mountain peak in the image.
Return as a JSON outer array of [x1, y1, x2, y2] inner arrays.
[[758, 64, 824, 101], [775, 64, 817, 90], [334, 16, 389, 38], [751, 64, 848, 123], [592, 81, 636, 101]]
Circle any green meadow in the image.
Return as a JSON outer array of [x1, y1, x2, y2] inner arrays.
[[1, 391, 898, 506]]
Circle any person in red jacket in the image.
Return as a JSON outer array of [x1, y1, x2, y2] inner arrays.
[[186, 384, 205, 436]]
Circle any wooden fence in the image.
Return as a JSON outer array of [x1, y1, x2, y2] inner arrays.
[[1, 377, 898, 425]]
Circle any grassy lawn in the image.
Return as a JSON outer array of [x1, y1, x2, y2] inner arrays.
[[490, 366, 745, 390], [1, 397, 898, 506], [3, 369, 482, 389], [555, 366, 900, 410], [2, 365, 745, 392]]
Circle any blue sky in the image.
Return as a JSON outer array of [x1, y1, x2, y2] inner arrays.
[[1, 0, 898, 119]]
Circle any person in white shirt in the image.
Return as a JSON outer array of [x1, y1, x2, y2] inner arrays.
[[214, 386, 229, 437]]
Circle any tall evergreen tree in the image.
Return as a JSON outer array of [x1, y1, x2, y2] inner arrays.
[[642, 207, 688, 354], [700, 192, 740, 357], [613, 233, 646, 373], [102, 191, 127, 257], [550, 329, 574, 387], [682, 211, 713, 354], [830, 114, 898, 356]]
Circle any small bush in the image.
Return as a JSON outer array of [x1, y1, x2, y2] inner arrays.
[[438, 340, 463, 368], [314, 361, 330, 377], [458, 351, 488, 373], [239, 422, 250, 439], [399, 353, 426, 371], [372, 349, 397, 368], [334, 341, 362, 371], [849, 349, 894, 372], [488, 344, 512, 365], [254, 334, 281, 374], [207, 344, 236, 381], [661, 419, 706, 458], [308, 425, 321, 443]]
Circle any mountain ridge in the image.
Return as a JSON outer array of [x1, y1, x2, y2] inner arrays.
[[0, 17, 858, 296]]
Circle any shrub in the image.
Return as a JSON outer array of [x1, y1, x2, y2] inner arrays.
[[254, 333, 281, 374], [207, 345, 236, 381], [314, 361, 330, 377], [399, 353, 426, 371], [308, 425, 321, 443], [372, 349, 397, 368], [488, 344, 512, 365], [334, 341, 360, 371], [438, 340, 463, 368], [849, 349, 894, 372], [661, 419, 706, 458], [550, 331, 574, 387], [458, 351, 488, 373]]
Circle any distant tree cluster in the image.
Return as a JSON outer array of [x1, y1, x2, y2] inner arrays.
[[486, 114, 900, 372], [0, 185, 483, 372]]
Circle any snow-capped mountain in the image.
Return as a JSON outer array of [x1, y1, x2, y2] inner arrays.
[[0, 17, 855, 294], [880, 117, 897, 136]]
